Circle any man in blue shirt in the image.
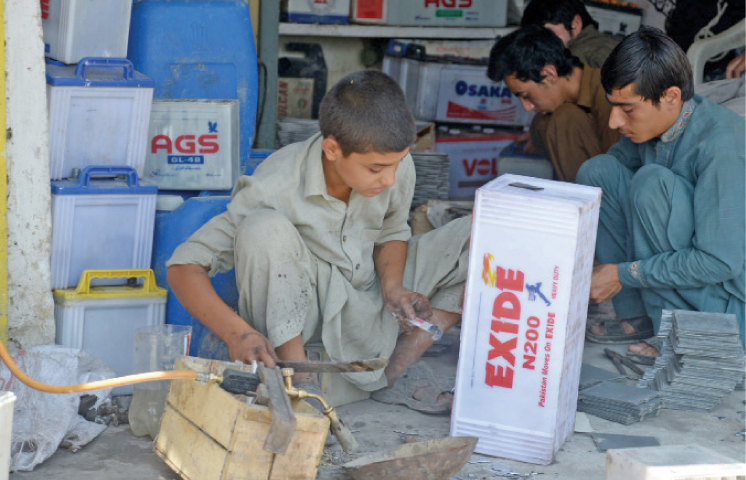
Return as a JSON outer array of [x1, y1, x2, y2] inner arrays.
[[578, 27, 745, 360]]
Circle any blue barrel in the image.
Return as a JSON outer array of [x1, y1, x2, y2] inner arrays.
[[152, 196, 234, 360], [128, 0, 258, 167]]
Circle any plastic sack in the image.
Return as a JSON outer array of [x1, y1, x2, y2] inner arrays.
[[0, 345, 116, 472]]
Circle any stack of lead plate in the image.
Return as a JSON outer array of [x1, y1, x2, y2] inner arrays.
[[410, 152, 449, 209], [451, 175, 602, 465], [276, 118, 320, 148], [638, 310, 745, 411], [577, 382, 662, 425]]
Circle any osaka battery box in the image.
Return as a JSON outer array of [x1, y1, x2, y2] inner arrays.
[[50, 166, 157, 290], [46, 58, 154, 181], [285, 0, 350, 24], [388, 0, 507, 27], [53, 269, 167, 395], [145, 100, 240, 191], [434, 129, 519, 200], [435, 64, 534, 127], [42, 0, 132, 64], [450, 175, 601, 465]]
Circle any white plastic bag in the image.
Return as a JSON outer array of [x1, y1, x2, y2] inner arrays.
[[0, 345, 115, 472]]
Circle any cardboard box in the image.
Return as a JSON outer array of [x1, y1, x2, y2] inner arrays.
[[352, 0, 387, 24], [388, 0, 507, 27], [451, 175, 602, 464], [435, 129, 519, 199], [413, 122, 436, 153], [286, 0, 350, 24], [435, 64, 534, 127]]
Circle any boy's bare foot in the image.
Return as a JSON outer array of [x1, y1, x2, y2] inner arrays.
[[628, 342, 659, 357], [384, 309, 460, 387]]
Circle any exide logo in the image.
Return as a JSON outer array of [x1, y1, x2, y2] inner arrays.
[[455, 81, 513, 99], [425, 0, 473, 8], [151, 135, 219, 154]]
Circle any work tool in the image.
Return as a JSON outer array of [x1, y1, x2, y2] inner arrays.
[[276, 356, 388, 373], [604, 348, 645, 376]]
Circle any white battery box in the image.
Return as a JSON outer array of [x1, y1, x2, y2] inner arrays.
[[46, 58, 154, 180], [51, 166, 157, 290], [53, 269, 167, 395]]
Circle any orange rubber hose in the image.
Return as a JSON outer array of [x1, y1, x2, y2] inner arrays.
[[0, 339, 198, 394]]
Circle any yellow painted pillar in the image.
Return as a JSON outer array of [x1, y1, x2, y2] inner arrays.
[[0, 0, 7, 347]]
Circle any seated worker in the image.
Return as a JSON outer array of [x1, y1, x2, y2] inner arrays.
[[579, 27, 746, 360], [166, 70, 470, 408], [488, 25, 620, 182], [521, 0, 619, 68]]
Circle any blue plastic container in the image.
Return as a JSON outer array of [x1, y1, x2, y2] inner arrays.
[[128, 0, 258, 168], [152, 196, 235, 360]]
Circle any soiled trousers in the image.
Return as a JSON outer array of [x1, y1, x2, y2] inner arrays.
[[233, 210, 471, 390], [577, 158, 745, 346]]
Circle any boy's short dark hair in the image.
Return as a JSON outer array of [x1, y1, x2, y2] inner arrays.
[[319, 70, 416, 156], [521, 0, 599, 31], [601, 26, 694, 106], [487, 25, 582, 83]]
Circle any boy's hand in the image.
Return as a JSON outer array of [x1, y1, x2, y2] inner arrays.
[[226, 329, 280, 368], [589, 263, 622, 304], [383, 285, 432, 331]]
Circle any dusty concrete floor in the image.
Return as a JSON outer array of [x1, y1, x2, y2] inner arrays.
[[8, 320, 746, 479]]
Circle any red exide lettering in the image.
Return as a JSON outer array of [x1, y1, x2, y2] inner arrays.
[[486, 363, 513, 388], [495, 267, 524, 292]]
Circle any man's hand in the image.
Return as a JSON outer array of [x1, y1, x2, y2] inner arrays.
[[382, 284, 432, 332], [589, 263, 622, 304], [226, 328, 280, 368], [726, 52, 746, 79], [515, 131, 539, 156]]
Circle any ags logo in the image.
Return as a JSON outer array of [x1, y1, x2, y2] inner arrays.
[[425, 0, 473, 7], [151, 134, 218, 154]]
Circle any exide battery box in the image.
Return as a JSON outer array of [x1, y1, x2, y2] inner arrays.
[[451, 175, 601, 464], [144, 100, 240, 191]]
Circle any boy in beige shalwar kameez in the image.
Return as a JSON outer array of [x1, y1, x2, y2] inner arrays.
[[167, 71, 470, 398]]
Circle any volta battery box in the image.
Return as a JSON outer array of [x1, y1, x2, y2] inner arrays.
[[42, 0, 132, 64], [434, 129, 519, 200], [451, 175, 601, 464], [53, 270, 167, 395], [46, 57, 154, 180], [51, 166, 157, 290], [387, 0, 507, 27], [145, 100, 240, 191]]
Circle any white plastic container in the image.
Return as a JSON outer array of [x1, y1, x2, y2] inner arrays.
[[144, 100, 240, 191], [53, 270, 167, 395], [0, 392, 14, 480], [450, 175, 601, 464], [606, 444, 746, 480], [388, 0, 507, 27], [51, 166, 157, 290], [46, 58, 154, 180], [42, 0, 132, 64]]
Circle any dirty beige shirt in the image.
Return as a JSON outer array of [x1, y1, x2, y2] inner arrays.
[[167, 133, 415, 390]]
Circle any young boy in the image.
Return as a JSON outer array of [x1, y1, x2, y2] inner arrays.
[[488, 26, 620, 182], [166, 70, 470, 397], [578, 28, 745, 358]]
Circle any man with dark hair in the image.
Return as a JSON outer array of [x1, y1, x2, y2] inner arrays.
[[521, 0, 619, 69], [488, 26, 620, 182], [578, 27, 745, 360], [167, 70, 470, 404]]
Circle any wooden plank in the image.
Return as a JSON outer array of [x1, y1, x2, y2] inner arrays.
[[155, 406, 233, 480], [257, 365, 296, 455]]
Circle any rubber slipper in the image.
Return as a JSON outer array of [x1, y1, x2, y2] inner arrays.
[[370, 363, 453, 415], [626, 337, 663, 366], [585, 316, 654, 344]]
